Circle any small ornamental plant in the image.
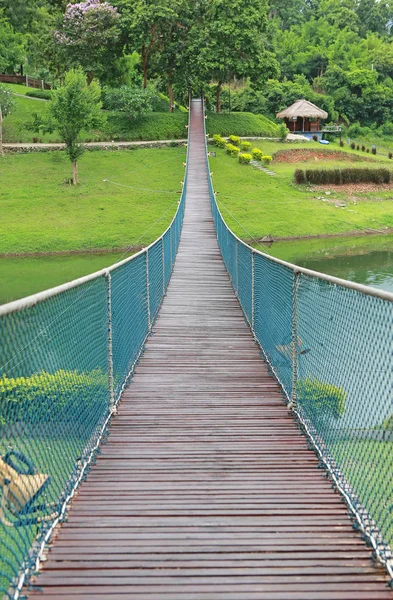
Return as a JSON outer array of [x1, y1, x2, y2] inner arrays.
[[297, 377, 346, 420], [350, 142, 356, 150], [229, 134, 240, 145], [240, 140, 251, 151], [262, 155, 273, 165], [226, 143, 240, 157], [212, 134, 226, 148], [239, 153, 252, 164], [252, 148, 263, 160], [389, 152, 393, 160]]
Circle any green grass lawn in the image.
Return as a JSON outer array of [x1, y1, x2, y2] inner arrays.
[[0, 147, 184, 254], [331, 438, 393, 547], [209, 140, 393, 241], [0, 252, 126, 304]]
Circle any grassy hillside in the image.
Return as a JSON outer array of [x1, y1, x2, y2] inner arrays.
[[207, 112, 280, 137], [3, 87, 280, 142]]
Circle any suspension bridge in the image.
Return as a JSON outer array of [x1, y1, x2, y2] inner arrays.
[[1, 99, 393, 599]]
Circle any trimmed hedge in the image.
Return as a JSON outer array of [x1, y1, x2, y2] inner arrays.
[[295, 167, 391, 185], [26, 89, 51, 100], [252, 147, 263, 160]]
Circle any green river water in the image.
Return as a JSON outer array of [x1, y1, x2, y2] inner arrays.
[[1, 234, 393, 305]]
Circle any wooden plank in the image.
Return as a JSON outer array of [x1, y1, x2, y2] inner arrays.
[[28, 99, 393, 599]]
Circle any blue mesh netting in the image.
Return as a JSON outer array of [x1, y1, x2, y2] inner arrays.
[[237, 242, 253, 325], [148, 240, 164, 323], [203, 101, 393, 568], [111, 253, 149, 399], [163, 229, 172, 289], [253, 253, 294, 396], [0, 277, 109, 597], [296, 274, 393, 552], [0, 177, 186, 598]]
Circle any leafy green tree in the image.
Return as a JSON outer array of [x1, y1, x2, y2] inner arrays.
[[113, 0, 185, 90], [188, 0, 279, 112], [55, 0, 121, 83], [0, 16, 25, 73], [35, 68, 103, 184], [0, 84, 15, 156], [0, 0, 42, 33]]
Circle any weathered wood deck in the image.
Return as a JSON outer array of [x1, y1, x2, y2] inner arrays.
[[29, 100, 393, 599]]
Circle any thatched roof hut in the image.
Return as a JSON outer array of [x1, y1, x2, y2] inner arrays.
[[276, 100, 328, 137], [276, 99, 328, 120]]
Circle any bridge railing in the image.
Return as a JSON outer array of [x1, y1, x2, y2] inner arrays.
[[203, 101, 393, 577], [0, 112, 189, 599]]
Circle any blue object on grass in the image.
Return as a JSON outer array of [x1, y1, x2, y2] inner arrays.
[[319, 139, 329, 145]]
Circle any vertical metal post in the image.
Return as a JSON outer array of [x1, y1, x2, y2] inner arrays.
[[146, 250, 151, 331], [291, 271, 300, 410], [162, 235, 165, 295], [105, 271, 115, 409], [251, 250, 255, 331]]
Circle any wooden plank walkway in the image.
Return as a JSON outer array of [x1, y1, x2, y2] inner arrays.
[[29, 100, 393, 599]]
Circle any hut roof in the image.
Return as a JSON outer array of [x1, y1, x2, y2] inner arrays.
[[276, 99, 328, 120]]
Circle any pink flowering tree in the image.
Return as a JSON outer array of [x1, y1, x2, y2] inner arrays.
[[56, 0, 121, 82]]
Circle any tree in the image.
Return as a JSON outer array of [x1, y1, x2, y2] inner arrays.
[[0, 84, 15, 156], [0, 17, 25, 73], [55, 0, 121, 82], [188, 0, 279, 112], [35, 68, 103, 184], [113, 0, 184, 89]]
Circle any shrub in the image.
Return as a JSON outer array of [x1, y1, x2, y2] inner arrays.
[[356, 145, 360, 150], [262, 155, 273, 165], [102, 85, 155, 119], [240, 140, 251, 151], [26, 89, 51, 100], [229, 134, 240, 145], [312, 134, 318, 142], [0, 369, 108, 426], [300, 167, 391, 185], [350, 142, 356, 150], [239, 152, 252, 164], [361, 145, 365, 152], [212, 134, 226, 148], [339, 140, 344, 147], [366, 148, 370, 153], [389, 152, 392, 160], [372, 146, 377, 155], [295, 169, 306, 184], [297, 377, 346, 420], [279, 122, 289, 141], [252, 147, 263, 160], [226, 143, 240, 156]]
